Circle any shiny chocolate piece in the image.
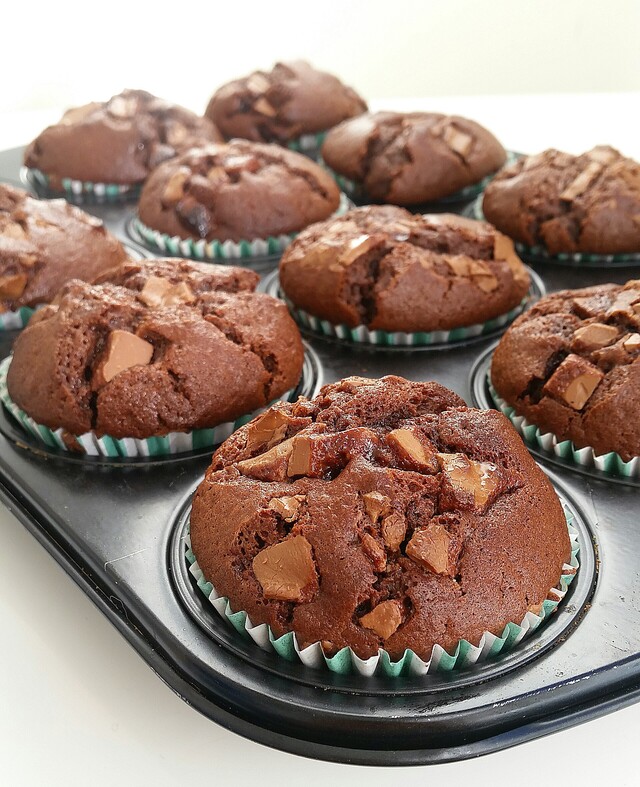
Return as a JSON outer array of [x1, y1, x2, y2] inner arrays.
[[571, 322, 619, 351], [406, 523, 453, 575], [252, 535, 318, 602], [268, 495, 305, 522], [437, 453, 500, 511], [93, 330, 154, 387], [543, 354, 604, 410], [362, 491, 390, 522], [359, 600, 402, 640]]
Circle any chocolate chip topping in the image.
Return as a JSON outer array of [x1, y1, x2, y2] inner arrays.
[[191, 375, 570, 660], [279, 205, 530, 332], [483, 146, 640, 254], [492, 280, 640, 460], [205, 60, 367, 144], [321, 111, 506, 204], [138, 140, 341, 243]]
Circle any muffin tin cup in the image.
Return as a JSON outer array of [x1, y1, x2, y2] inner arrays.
[[0, 350, 320, 460], [183, 511, 580, 678], [129, 192, 352, 264], [466, 196, 640, 267], [469, 345, 640, 482], [22, 167, 141, 204], [263, 268, 544, 349], [0, 307, 34, 332]]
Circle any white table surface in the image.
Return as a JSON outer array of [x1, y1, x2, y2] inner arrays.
[[1, 93, 639, 786]]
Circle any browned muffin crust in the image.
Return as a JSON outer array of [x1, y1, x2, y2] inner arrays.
[[482, 146, 640, 254], [138, 140, 341, 243], [0, 183, 127, 313], [321, 111, 506, 205], [205, 60, 367, 144], [491, 281, 640, 460], [279, 206, 530, 332], [191, 375, 570, 661], [24, 89, 223, 187], [7, 260, 303, 439]]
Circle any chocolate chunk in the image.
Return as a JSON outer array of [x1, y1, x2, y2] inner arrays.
[[108, 94, 137, 119], [1, 222, 27, 240], [606, 289, 640, 318], [165, 122, 187, 147], [224, 154, 261, 175], [253, 97, 277, 117], [359, 600, 402, 639], [340, 234, 384, 265], [560, 161, 602, 202], [437, 453, 500, 511], [206, 166, 228, 183], [543, 354, 604, 410], [386, 428, 437, 472], [362, 491, 391, 522], [93, 330, 154, 388], [406, 523, 453, 574], [360, 533, 387, 571], [246, 408, 298, 452], [252, 535, 318, 601], [287, 428, 379, 478], [138, 276, 195, 308], [236, 437, 295, 481], [445, 257, 498, 293], [381, 511, 406, 550], [623, 333, 640, 351], [246, 73, 272, 94], [176, 197, 211, 238], [571, 322, 619, 351], [493, 232, 530, 286], [442, 124, 473, 157], [0, 273, 28, 299], [268, 495, 305, 522]]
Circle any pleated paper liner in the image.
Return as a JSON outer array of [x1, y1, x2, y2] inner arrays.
[[466, 195, 640, 268], [487, 373, 640, 480], [262, 268, 545, 349], [0, 354, 308, 459], [128, 192, 352, 265], [183, 511, 579, 678], [22, 167, 140, 204], [321, 150, 521, 209], [286, 131, 327, 159], [0, 307, 34, 332]]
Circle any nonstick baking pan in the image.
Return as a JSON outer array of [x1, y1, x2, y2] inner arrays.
[[2, 146, 640, 766]]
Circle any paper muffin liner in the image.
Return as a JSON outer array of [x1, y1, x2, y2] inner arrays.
[[322, 150, 520, 207], [25, 167, 140, 203], [286, 131, 327, 158], [0, 355, 291, 458], [184, 509, 579, 677], [0, 306, 34, 332], [469, 196, 640, 266], [488, 373, 640, 479], [281, 291, 529, 347], [132, 192, 352, 262]]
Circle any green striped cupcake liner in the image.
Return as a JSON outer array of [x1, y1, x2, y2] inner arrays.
[[185, 511, 579, 677], [132, 192, 351, 262], [469, 196, 640, 267], [286, 131, 327, 158], [488, 374, 640, 479], [322, 150, 520, 206], [0, 355, 290, 459], [0, 306, 35, 332], [282, 292, 529, 347], [26, 168, 140, 203]]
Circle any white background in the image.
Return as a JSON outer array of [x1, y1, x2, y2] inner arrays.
[[2, 2, 640, 785]]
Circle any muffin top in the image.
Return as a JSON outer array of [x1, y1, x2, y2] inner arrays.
[[190, 375, 570, 661], [0, 183, 127, 313], [7, 258, 303, 440], [24, 89, 223, 186], [491, 281, 640, 461], [279, 205, 530, 332], [321, 111, 506, 205], [138, 140, 341, 243], [205, 60, 367, 143], [482, 146, 640, 254]]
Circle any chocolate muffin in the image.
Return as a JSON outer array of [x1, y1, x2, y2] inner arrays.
[[279, 206, 530, 333], [0, 183, 126, 315], [482, 146, 640, 255], [205, 61, 367, 145], [321, 112, 506, 205], [492, 282, 640, 461], [24, 89, 222, 190], [137, 140, 341, 244], [190, 375, 570, 661], [6, 259, 303, 441]]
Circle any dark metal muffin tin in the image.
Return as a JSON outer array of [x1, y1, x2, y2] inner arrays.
[[2, 146, 640, 765]]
